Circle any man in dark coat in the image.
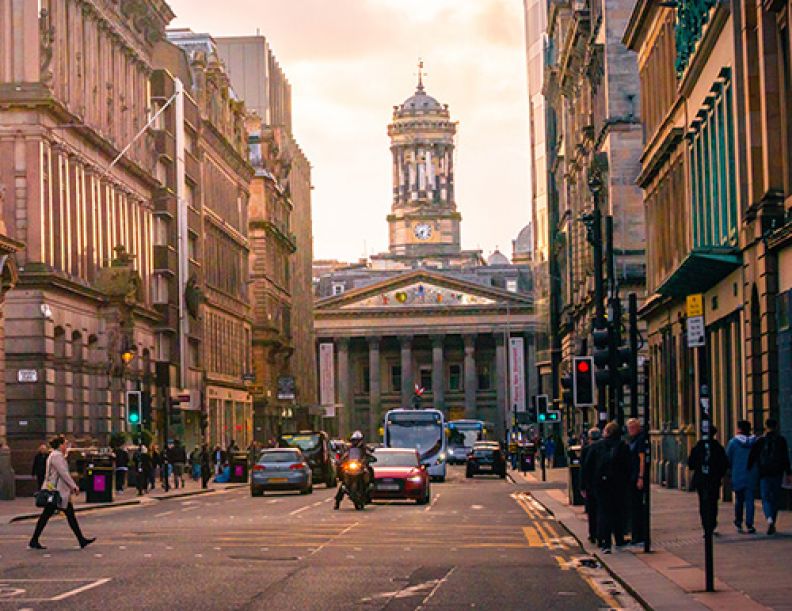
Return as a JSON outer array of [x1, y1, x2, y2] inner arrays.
[[133, 446, 152, 496], [582, 421, 631, 553], [748, 418, 792, 535], [31, 444, 49, 490], [579, 427, 602, 543], [199, 443, 212, 489], [688, 426, 729, 535]]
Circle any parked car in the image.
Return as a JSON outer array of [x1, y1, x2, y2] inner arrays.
[[278, 431, 336, 488], [250, 448, 313, 496], [370, 448, 431, 505], [466, 445, 507, 478]]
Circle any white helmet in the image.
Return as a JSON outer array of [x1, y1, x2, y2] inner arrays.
[[350, 430, 364, 442]]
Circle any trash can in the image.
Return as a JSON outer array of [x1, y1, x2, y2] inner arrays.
[[567, 444, 584, 506], [229, 452, 248, 483], [85, 455, 114, 503], [520, 443, 536, 472]]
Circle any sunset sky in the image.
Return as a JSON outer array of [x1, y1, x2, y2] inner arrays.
[[168, 0, 531, 262]]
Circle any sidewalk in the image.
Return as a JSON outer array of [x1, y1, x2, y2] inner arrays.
[[516, 467, 792, 611], [0, 477, 246, 524]]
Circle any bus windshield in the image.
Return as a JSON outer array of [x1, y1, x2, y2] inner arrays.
[[447, 420, 487, 449], [386, 412, 443, 459]]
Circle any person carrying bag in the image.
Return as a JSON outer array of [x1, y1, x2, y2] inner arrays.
[[29, 436, 95, 550]]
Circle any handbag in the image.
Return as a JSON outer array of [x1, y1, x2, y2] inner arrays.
[[34, 458, 62, 509]]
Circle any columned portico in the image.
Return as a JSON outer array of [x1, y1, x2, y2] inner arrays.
[[463, 334, 477, 418], [337, 338, 351, 437], [368, 336, 381, 439], [431, 335, 445, 410], [400, 335, 414, 408]]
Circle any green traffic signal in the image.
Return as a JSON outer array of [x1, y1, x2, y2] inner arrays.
[[128, 412, 140, 424]]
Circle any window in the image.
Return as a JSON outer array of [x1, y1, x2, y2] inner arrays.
[[155, 332, 170, 362], [332, 283, 345, 296], [154, 217, 168, 247], [449, 364, 462, 391], [185, 182, 196, 209], [188, 340, 200, 368], [477, 364, 492, 390], [419, 367, 432, 390], [152, 274, 168, 304], [188, 233, 198, 260], [361, 366, 370, 393], [391, 365, 402, 391], [155, 160, 168, 186], [506, 279, 518, 293]]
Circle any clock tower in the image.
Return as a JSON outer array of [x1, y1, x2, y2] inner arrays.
[[385, 64, 464, 262]]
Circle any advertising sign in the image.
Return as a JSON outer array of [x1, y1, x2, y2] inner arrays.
[[509, 337, 526, 413], [319, 343, 336, 410]]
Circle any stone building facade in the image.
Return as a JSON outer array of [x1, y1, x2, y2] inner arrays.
[[217, 36, 318, 441], [625, 0, 792, 489], [0, 0, 173, 481], [543, 0, 645, 424]]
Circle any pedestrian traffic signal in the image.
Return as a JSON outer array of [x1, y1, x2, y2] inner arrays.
[[572, 356, 595, 407], [169, 398, 182, 427], [126, 390, 142, 426]]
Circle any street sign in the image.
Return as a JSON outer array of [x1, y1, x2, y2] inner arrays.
[[686, 293, 704, 317], [687, 316, 706, 348], [17, 369, 38, 383]]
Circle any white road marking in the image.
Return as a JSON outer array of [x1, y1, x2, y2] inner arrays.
[[289, 505, 311, 516], [50, 578, 112, 601], [181, 506, 199, 512], [309, 522, 359, 557], [471, 505, 483, 510], [416, 567, 456, 610], [154, 510, 174, 518]]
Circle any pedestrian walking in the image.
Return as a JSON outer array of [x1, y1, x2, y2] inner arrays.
[[579, 427, 602, 544], [31, 444, 49, 491], [28, 436, 95, 550], [168, 439, 187, 489], [688, 425, 729, 536], [189, 446, 201, 481], [132, 445, 152, 497], [149, 444, 161, 491], [582, 421, 630, 553], [748, 418, 792, 535], [627, 418, 647, 546], [545, 436, 556, 469], [213, 445, 226, 476], [726, 420, 759, 534], [200, 443, 212, 489], [114, 445, 129, 493]]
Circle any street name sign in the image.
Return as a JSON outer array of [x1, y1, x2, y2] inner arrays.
[[686, 316, 706, 348]]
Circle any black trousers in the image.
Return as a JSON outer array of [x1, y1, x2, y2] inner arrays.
[[630, 485, 645, 543], [201, 466, 211, 489], [697, 486, 720, 534], [31, 502, 85, 544], [595, 486, 626, 548], [584, 491, 598, 540]]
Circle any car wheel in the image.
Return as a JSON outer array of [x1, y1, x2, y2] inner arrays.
[[499, 471, 507, 479], [326, 473, 335, 488], [300, 485, 313, 495], [251, 486, 264, 497]]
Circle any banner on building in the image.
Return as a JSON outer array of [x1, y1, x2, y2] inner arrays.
[[319, 343, 336, 416], [509, 337, 526, 413], [277, 376, 296, 401]]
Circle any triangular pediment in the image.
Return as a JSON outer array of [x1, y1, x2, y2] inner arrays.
[[316, 270, 531, 311]]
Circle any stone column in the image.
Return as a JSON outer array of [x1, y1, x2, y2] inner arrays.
[[399, 336, 414, 408], [367, 337, 381, 440], [463, 334, 477, 418], [337, 338, 351, 437], [495, 334, 508, 442], [431, 335, 445, 411], [524, 331, 538, 402]]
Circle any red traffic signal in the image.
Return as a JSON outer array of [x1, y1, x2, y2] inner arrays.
[[572, 356, 595, 408], [576, 359, 590, 373]]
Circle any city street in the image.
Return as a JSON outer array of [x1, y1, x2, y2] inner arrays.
[[0, 467, 637, 610]]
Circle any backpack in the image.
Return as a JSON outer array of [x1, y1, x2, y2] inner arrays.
[[759, 435, 782, 475]]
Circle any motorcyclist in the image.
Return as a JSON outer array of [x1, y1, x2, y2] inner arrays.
[[334, 430, 375, 510]]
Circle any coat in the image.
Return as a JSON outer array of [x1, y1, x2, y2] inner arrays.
[[581, 436, 631, 494], [43, 449, 77, 509], [726, 434, 759, 491], [688, 438, 728, 491]]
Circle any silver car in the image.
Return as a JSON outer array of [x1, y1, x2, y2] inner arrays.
[[251, 449, 313, 496]]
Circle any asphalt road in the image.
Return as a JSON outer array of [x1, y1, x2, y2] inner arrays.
[[0, 467, 639, 610]]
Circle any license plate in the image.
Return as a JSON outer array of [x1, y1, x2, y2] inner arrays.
[[269, 478, 288, 483], [378, 484, 399, 491]]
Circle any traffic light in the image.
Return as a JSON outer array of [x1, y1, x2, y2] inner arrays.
[[592, 320, 613, 386], [141, 392, 152, 428], [560, 371, 573, 406], [572, 356, 595, 407], [200, 410, 209, 433], [126, 390, 142, 426], [536, 394, 549, 422], [528, 396, 539, 423], [168, 398, 182, 427]]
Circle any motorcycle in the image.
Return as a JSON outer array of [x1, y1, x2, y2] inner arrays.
[[338, 450, 375, 511]]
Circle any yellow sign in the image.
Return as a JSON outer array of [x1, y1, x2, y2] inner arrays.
[[686, 293, 704, 317]]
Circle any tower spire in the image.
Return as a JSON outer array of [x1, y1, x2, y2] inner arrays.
[[416, 58, 425, 92]]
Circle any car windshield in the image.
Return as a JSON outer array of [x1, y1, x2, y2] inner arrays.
[[387, 414, 442, 456], [374, 451, 419, 467], [279, 434, 321, 452], [259, 451, 301, 463]]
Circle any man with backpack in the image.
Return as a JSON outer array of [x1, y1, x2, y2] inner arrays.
[[748, 419, 791, 535], [688, 425, 729, 536]]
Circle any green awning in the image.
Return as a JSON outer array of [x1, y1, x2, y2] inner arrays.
[[656, 248, 741, 299]]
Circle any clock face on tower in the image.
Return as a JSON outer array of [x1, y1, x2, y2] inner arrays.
[[414, 223, 433, 240]]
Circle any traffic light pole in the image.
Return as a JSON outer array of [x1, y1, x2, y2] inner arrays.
[[643, 357, 651, 554], [587, 207, 607, 426], [629, 294, 640, 420]]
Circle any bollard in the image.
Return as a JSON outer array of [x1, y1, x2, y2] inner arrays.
[[0, 444, 16, 500]]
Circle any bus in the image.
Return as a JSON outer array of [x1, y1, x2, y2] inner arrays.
[[446, 419, 493, 464], [383, 409, 447, 481]]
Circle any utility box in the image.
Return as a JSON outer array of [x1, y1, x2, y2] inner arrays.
[[85, 455, 114, 503], [567, 444, 584, 506], [229, 453, 249, 483]]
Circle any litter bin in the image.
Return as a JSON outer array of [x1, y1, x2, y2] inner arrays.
[[520, 443, 536, 472], [567, 444, 584, 506], [229, 452, 248, 483], [85, 455, 114, 503]]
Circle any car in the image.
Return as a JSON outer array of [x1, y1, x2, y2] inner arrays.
[[370, 448, 431, 505], [278, 431, 336, 488], [466, 446, 507, 478], [250, 448, 313, 496]]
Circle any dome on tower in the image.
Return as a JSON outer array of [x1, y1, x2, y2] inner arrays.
[[487, 250, 511, 266], [513, 224, 533, 256], [400, 89, 443, 112]]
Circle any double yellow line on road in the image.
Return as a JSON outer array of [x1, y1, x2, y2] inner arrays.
[[513, 492, 571, 551]]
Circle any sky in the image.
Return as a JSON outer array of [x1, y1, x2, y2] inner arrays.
[[168, 0, 531, 263]]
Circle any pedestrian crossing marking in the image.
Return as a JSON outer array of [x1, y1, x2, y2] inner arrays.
[[523, 526, 543, 547]]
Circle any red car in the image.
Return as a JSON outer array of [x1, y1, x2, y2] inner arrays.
[[371, 448, 431, 505]]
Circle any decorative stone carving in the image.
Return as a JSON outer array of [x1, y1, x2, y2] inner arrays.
[[39, 8, 55, 84], [95, 246, 142, 303]]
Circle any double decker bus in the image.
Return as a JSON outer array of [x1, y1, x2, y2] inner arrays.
[[383, 409, 447, 481], [446, 419, 493, 464]]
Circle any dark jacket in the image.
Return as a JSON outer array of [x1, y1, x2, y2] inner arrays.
[[688, 438, 728, 491], [167, 445, 188, 464], [133, 450, 152, 474], [747, 432, 791, 478], [32, 452, 48, 479], [115, 448, 129, 469], [582, 436, 631, 493]]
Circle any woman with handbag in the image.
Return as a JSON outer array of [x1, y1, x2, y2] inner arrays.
[[29, 436, 95, 550]]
